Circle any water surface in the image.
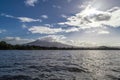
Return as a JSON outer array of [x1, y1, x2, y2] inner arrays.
[[0, 50, 120, 80]]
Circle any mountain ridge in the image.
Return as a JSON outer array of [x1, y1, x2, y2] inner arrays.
[[0, 41, 120, 50], [26, 40, 74, 48]]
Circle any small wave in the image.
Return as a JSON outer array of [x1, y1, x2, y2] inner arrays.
[[107, 75, 120, 80], [0, 65, 12, 68], [28, 65, 89, 73], [111, 68, 120, 73], [0, 75, 38, 80], [0, 75, 67, 80]]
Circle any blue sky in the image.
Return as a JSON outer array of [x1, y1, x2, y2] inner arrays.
[[0, 0, 120, 46]]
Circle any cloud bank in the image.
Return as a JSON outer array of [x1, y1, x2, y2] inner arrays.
[[28, 26, 63, 34], [28, 26, 79, 34], [59, 6, 120, 34]]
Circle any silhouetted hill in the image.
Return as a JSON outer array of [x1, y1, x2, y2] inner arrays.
[[26, 40, 73, 48], [0, 41, 120, 50]]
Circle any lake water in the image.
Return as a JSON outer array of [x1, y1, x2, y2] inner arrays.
[[0, 50, 120, 80]]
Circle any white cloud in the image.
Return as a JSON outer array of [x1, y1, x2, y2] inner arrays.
[[38, 35, 66, 42], [52, 5, 61, 9], [67, 40, 98, 47], [1, 37, 34, 44], [28, 26, 63, 34], [85, 29, 110, 34], [18, 17, 41, 22], [97, 30, 110, 34], [22, 24, 27, 29], [25, 0, 38, 7], [78, 0, 92, 9], [58, 6, 120, 33], [65, 27, 79, 33], [107, 7, 119, 13], [61, 14, 67, 18], [0, 29, 6, 33], [44, 24, 52, 27], [41, 15, 48, 19], [1, 13, 42, 23], [1, 13, 14, 18], [28, 25, 80, 34]]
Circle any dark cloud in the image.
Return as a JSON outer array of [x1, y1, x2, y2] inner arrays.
[[93, 13, 111, 21]]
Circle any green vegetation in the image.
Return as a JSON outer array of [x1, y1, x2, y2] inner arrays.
[[0, 41, 120, 50]]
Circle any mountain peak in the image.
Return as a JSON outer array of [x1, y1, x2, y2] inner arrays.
[[27, 40, 73, 48]]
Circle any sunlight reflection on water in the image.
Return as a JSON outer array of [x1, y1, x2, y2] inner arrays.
[[0, 50, 120, 80]]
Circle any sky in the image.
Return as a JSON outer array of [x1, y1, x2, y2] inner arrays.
[[0, 0, 120, 46]]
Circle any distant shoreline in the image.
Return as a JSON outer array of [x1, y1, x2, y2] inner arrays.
[[0, 49, 120, 50], [0, 41, 120, 50], [1, 48, 120, 50]]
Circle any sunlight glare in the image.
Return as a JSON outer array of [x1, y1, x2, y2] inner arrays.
[[82, 7, 98, 16]]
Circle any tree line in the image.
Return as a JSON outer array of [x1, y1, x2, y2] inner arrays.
[[0, 41, 120, 50]]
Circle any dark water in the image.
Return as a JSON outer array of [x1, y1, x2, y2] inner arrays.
[[0, 50, 120, 80]]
